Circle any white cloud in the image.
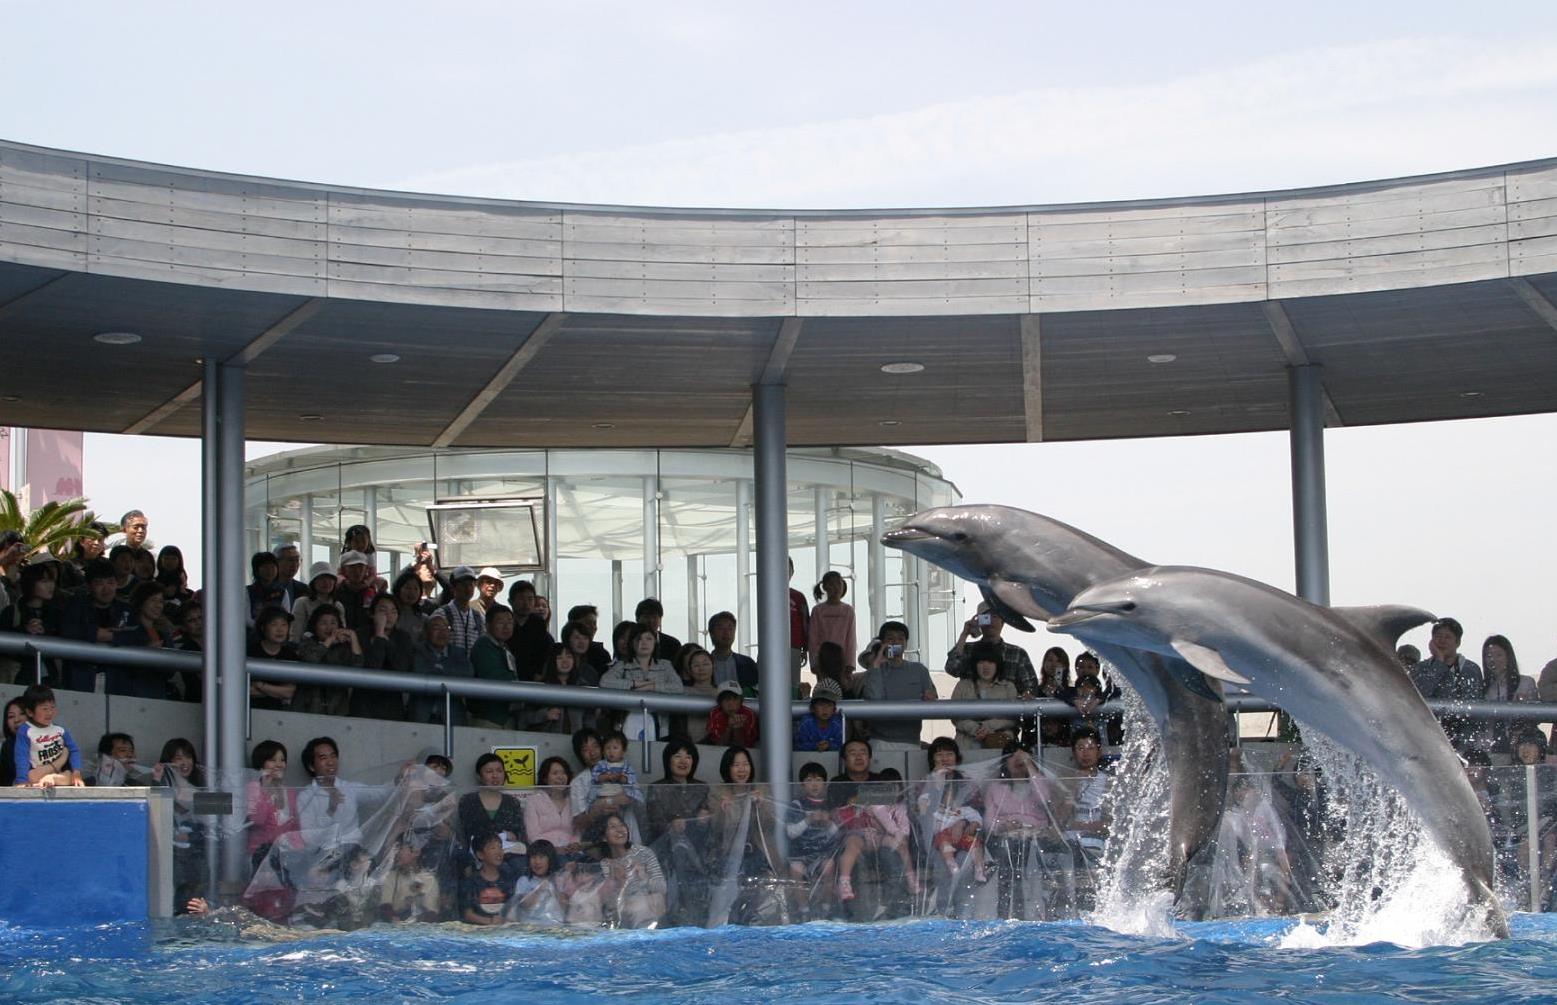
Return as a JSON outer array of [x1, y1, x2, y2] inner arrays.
[[388, 35, 1557, 208]]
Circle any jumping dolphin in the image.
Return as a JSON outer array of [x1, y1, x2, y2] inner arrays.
[[881, 505, 1230, 917], [1049, 565, 1509, 938]]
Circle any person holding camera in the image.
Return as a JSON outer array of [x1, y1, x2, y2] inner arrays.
[[944, 601, 1038, 696], [859, 620, 937, 749]]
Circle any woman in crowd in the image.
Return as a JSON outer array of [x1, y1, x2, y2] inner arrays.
[[523, 756, 583, 860], [469, 605, 520, 729], [596, 811, 667, 928], [156, 544, 187, 582], [244, 739, 301, 919], [1, 697, 26, 786], [342, 524, 379, 582], [601, 624, 684, 742], [155, 546, 195, 618], [290, 562, 346, 644], [648, 739, 712, 926], [525, 644, 599, 734], [983, 745, 1060, 919], [1037, 647, 1072, 747], [950, 644, 1020, 752], [707, 746, 777, 882], [122, 581, 175, 651], [294, 605, 362, 715], [1479, 634, 1538, 756], [807, 571, 857, 675], [391, 569, 432, 645], [812, 640, 859, 699], [350, 592, 413, 720], [677, 648, 719, 741], [152, 737, 208, 908], [611, 620, 636, 664], [1, 564, 64, 683], [558, 621, 604, 687], [458, 753, 527, 865]]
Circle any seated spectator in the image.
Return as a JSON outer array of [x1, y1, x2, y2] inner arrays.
[[296, 736, 362, 849], [351, 593, 412, 720], [524, 757, 582, 860], [1476, 634, 1537, 756], [1062, 727, 1111, 868], [983, 746, 1060, 920], [380, 834, 442, 923], [458, 753, 527, 862], [151, 737, 208, 906], [596, 811, 667, 928], [130, 548, 156, 585], [647, 739, 709, 840], [860, 620, 937, 749], [706, 611, 758, 693], [90, 730, 150, 786], [635, 597, 682, 663], [407, 614, 472, 725], [569, 729, 634, 844], [460, 830, 519, 926], [247, 551, 287, 624], [1071, 677, 1124, 746], [290, 563, 346, 644], [295, 605, 362, 715], [707, 746, 777, 885], [247, 606, 300, 710], [587, 731, 644, 811], [794, 678, 845, 752], [950, 643, 1020, 751], [504, 839, 567, 924], [787, 762, 842, 899], [469, 605, 520, 729], [829, 738, 888, 903], [601, 624, 684, 742], [245, 740, 301, 870], [525, 644, 600, 734], [155, 568, 194, 626], [918, 738, 988, 884], [704, 680, 760, 747], [59, 558, 134, 692], [11, 685, 82, 788], [1, 697, 26, 786]]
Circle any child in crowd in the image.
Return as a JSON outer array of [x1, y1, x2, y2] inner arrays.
[[786, 762, 841, 896], [704, 681, 760, 747], [865, 767, 920, 894], [793, 679, 845, 752], [589, 731, 643, 806], [919, 742, 988, 883], [380, 835, 442, 922], [461, 830, 519, 926], [12, 685, 82, 787], [506, 839, 567, 925]]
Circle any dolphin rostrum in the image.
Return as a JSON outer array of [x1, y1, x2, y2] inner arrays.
[[1049, 565, 1509, 938], [881, 504, 1230, 917]]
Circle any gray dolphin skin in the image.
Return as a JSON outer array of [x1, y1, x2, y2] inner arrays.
[[1050, 566, 1509, 938], [881, 505, 1230, 918]]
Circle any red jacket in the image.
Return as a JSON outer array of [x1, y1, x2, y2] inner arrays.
[[705, 704, 760, 746]]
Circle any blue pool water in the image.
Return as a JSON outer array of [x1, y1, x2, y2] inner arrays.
[[5, 914, 1557, 1004]]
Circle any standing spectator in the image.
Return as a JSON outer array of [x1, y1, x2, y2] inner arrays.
[[1070, 651, 1121, 702], [108, 544, 140, 601], [944, 601, 1038, 695], [951, 643, 1020, 752], [334, 550, 378, 635], [469, 605, 520, 729], [564, 605, 613, 675], [436, 566, 485, 656], [634, 598, 682, 663], [273, 544, 306, 610], [56, 523, 107, 593], [408, 614, 472, 725], [119, 510, 150, 551], [807, 571, 858, 684], [678, 648, 720, 741], [391, 569, 432, 645], [2, 563, 63, 683], [341, 525, 378, 581], [601, 624, 684, 741], [246, 552, 287, 624], [860, 620, 938, 749], [290, 562, 346, 643], [472, 567, 505, 617], [1476, 635, 1537, 756], [1410, 617, 1484, 750], [506, 580, 553, 680], [812, 641, 859, 699], [558, 620, 606, 685], [0, 531, 27, 609], [352, 593, 412, 721], [59, 559, 134, 692], [1036, 647, 1072, 747], [526, 644, 600, 734], [788, 558, 810, 689], [295, 606, 362, 715], [247, 607, 300, 710], [706, 611, 758, 692], [114, 582, 175, 699]]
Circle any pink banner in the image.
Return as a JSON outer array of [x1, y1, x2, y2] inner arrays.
[[23, 428, 84, 507]]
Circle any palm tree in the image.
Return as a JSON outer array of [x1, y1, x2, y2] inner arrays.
[[0, 489, 114, 560]]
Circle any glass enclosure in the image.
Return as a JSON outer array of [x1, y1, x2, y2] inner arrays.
[[246, 446, 961, 665]]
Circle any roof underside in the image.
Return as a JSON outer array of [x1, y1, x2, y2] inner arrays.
[[1, 139, 1555, 448]]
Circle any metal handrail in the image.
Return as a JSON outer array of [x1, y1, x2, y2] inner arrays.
[[4, 633, 1555, 722]]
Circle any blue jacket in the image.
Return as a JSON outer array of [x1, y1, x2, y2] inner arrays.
[[794, 713, 845, 752]]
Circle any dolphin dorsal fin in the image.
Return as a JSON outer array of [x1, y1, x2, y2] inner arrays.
[[1170, 638, 1251, 686], [1332, 605, 1435, 652], [978, 584, 1037, 633]]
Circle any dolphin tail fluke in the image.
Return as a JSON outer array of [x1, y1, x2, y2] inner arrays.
[[1467, 874, 1510, 940]]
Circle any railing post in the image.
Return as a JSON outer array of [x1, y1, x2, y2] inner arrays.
[[640, 699, 653, 775], [1528, 763, 1542, 913], [443, 687, 454, 759]]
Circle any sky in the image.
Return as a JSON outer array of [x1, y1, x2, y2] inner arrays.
[[6, 0, 1557, 674]]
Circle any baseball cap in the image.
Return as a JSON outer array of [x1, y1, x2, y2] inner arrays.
[[339, 549, 370, 568], [450, 565, 478, 582], [716, 680, 744, 699]]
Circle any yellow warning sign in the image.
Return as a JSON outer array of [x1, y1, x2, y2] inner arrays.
[[492, 746, 537, 788]]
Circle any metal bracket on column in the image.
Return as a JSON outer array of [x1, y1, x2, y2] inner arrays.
[[1262, 302, 1344, 428], [730, 318, 802, 447]]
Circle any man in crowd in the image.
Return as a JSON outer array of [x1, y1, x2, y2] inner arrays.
[[60, 559, 134, 692], [707, 610, 758, 691], [943, 600, 1038, 695], [274, 544, 306, 610], [436, 566, 485, 655], [334, 550, 377, 634], [408, 613, 471, 724], [565, 604, 612, 674], [473, 567, 505, 616], [634, 597, 682, 662], [108, 544, 139, 600], [1410, 617, 1483, 750], [506, 580, 553, 680], [860, 620, 937, 750], [120, 510, 149, 550], [247, 551, 287, 624]]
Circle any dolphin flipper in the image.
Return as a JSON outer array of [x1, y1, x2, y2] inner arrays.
[[978, 584, 1038, 632], [1170, 639, 1251, 686], [1331, 605, 1435, 655]]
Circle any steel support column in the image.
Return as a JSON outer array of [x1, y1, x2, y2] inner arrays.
[[200, 360, 220, 778], [869, 493, 886, 631], [735, 478, 752, 654], [752, 383, 792, 827], [1288, 365, 1330, 605]]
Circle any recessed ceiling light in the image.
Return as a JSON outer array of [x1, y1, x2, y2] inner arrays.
[[880, 361, 925, 375], [93, 331, 142, 345], [0, 395, 20, 403], [1168, 409, 1191, 417], [1147, 354, 1177, 364], [1460, 391, 1482, 399], [878, 420, 902, 428], [369, 353, 401, 364], [298, 413, 324, 422], [591, 422, 616, 430]]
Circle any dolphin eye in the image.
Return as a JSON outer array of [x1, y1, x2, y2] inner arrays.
[[951, 532, 969, 542], [1118, 601, 1137, 613]]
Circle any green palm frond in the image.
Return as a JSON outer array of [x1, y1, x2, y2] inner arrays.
[[0, 489, 115, 561]]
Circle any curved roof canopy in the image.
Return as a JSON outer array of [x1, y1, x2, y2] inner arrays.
[[1, 138, 1555, 448]]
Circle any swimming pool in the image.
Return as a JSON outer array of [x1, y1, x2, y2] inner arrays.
[[5, 914, 1557, 1004]]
